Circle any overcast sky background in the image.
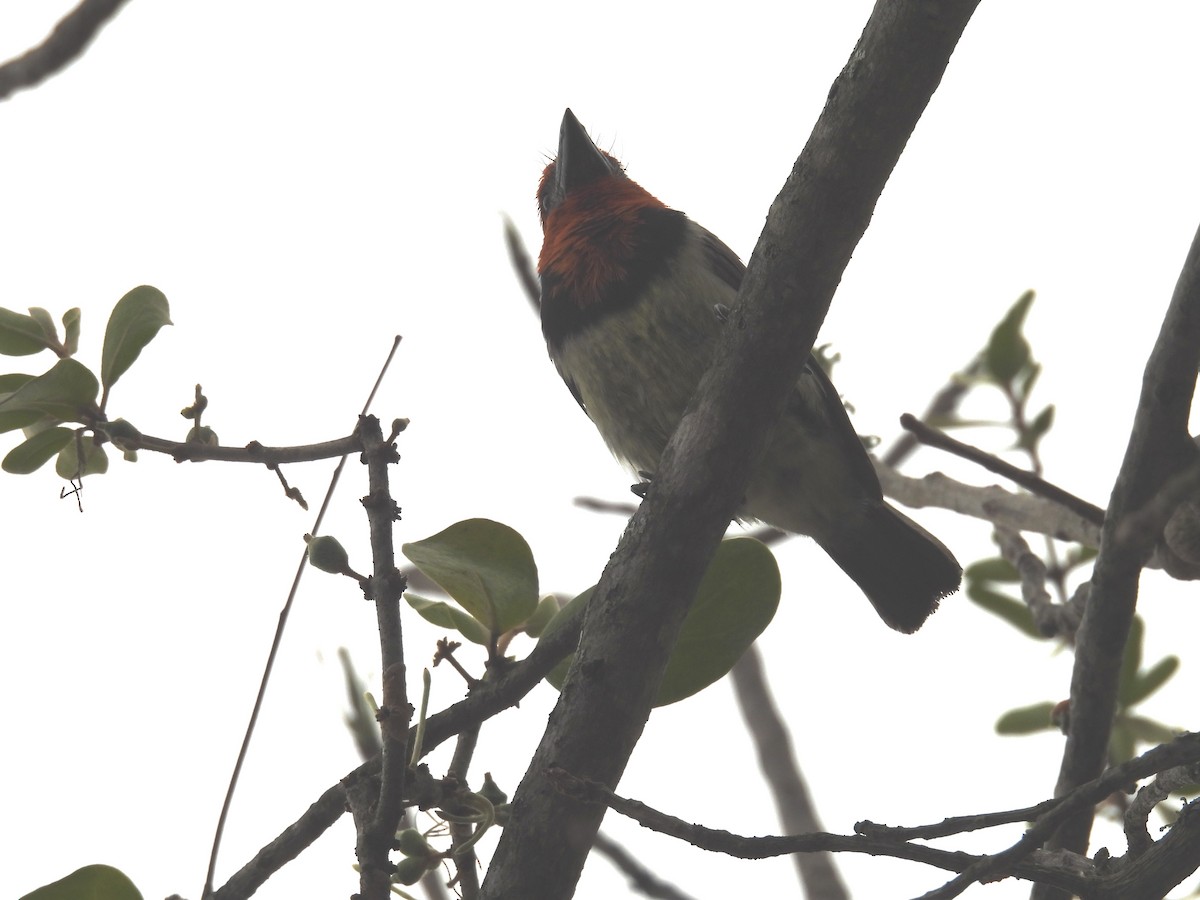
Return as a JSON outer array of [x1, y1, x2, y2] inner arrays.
[[5, 3, 1200, 899]]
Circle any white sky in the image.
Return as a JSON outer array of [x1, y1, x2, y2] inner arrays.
[[4, 3, 1200, 899]]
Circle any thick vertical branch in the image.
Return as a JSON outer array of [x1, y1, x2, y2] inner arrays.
[[1032, 221, 1200, 899], [478, 3, 980, 898], [355, 415, 410, 899]]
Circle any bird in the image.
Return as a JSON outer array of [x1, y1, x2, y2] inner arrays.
[[535, 108, 961, 632]]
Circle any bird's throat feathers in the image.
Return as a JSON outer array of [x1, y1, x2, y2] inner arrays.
[[538, 170, 687, 348]]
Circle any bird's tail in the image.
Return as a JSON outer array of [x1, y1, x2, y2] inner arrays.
[[816, 503, 962, 633]]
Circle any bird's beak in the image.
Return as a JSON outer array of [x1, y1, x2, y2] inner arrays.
[[555, 108, 618, 197]]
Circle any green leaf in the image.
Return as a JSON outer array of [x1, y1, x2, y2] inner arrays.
[[3, 426, 73, 474], [1016, 360, 1042, 401], [1108, 720, 1137, 765], [542, 538, 781, 707], [523, 594, 564, 638], [1121, 714, 1180, 745], [1121, 655, 1180, 708], [0, 372, 36, 398], [539, 586, 592, 689], [995, 702, 1057, 734], [56, 436, 108, 479], [62, 308, 81, 356], [100, 285, 172, 392], [0, 358, 100, 433], [19, 864, 143, 900], [401, 518, 538, 635], [1018, 404, 1055, 451], [406, 594, 492, 646], [966, 583, 1043, 639], [984, 290, 1035, 384], [655, 538, 780, 706], [0, 307, 53, 356], [1117, 616, 1146, 707], [965, 557, 1020, 583], [28, 307, 62, 349]]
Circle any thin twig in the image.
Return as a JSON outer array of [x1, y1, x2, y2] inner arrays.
[[881, 358, 981, 469], [202, 337, 402, 899], [546, 732, 1200, 899], [543, 770, 1084, 895], [899, 413, 1105, 525], [0, 0, 131, 101], [503, 215, 541, 310], [126, 430, 362, 463], [591, 832, 699, 900], [210, 571, 588, 899]]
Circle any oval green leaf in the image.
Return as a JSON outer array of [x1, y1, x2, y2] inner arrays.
[[542, 538, 781, 707], [19, 864, 143, 900], [995, 702, 1057, 735], [1121, 713, 1180, 745], [523, 594, 565, 638], [964, 557, 1019, 584], [101, 285, 172, 391], [0, 359, 101, 433], [56, 437, 108, 479], [28, 307, 61, 345], [62, 308, 81, 356], [1121, 655, 1180, 708], [0, 372, 35, 398], [966, 583, 1043, 639], [406, 593, 492, 646], [401, 518, 538, 634], [3, 426, 73, 474], [1018, 404, 1055, 451], [0, 307, 52, 356], [984, 290, 1035, 384], [655, 537, 780, 706]]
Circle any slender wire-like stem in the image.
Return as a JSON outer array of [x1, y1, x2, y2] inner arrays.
[[202, 337, 402, 898]]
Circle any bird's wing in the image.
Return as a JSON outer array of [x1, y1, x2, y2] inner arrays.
[[701, 223, 880, 492], [700, 229, 747, 293]]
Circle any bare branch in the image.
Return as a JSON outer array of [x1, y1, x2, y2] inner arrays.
[[1124, 758, 1200, 856], [503, 215, 541, 311], [355, 416, 410, 899], [731, 646, 849, 899], [875, 464, 1102, 548], [0, 0, 131, 101], [544, 769, 1085, 895], [122, 430, 364, 464], [1035, 220, 1200, 892], [994, 527, 1085, 638], [591, 832, 699, 900], [881, 358, 982, 469], [547, 732, 1200, 900], [478, 4, 981, 897], [899, 413, 1105, 525]]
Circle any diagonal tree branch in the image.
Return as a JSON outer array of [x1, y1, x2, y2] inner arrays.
[[1030, 220, 1200, 900], [0, 0, 131, 101], [731, 646, 849, 899], [477, 3, 981, 898]]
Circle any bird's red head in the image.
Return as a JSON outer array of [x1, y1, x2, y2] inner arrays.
[[537, 109, 671, 310]]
